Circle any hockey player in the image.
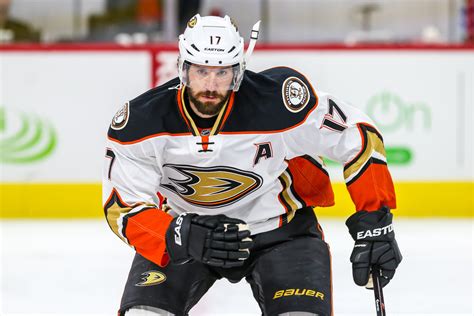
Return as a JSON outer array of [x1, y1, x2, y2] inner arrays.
[[103, 14, 402, 316]]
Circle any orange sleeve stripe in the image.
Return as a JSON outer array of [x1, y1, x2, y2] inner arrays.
[[123, 208, 174, 267], [107, 132, 192, 145], [347, 163, 396, 211]]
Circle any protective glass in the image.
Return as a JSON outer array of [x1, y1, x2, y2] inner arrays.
[[181, 62, 242, 91]]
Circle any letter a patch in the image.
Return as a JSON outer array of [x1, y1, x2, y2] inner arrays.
[[254, 142, 273, 166]]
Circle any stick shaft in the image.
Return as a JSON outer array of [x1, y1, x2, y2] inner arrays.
[[372, 268, 386, 316]]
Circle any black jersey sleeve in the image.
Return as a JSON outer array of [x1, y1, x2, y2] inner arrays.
[[107, 78, 190, 144], [221, 67, 319, 133]]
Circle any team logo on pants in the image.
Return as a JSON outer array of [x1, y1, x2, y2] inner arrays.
[[135, 271, 167, 287], [161, 164, 263, 208]]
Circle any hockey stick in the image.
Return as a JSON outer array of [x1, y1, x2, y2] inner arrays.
[[372, 267, 386, 316]]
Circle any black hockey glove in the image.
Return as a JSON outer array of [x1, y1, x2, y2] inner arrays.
[[346, 207, 402, 288], [165, 213, 253, 268]]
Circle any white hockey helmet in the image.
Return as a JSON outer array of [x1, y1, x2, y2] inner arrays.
[[178, 14, 260, 92]]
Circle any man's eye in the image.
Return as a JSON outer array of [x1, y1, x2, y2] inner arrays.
[[197, 69, 207, 75], [217, 70, 228, 76]]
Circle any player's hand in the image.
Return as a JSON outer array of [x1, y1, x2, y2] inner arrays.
[[165, 213, 253, 268], [345, 207, 402, 288]]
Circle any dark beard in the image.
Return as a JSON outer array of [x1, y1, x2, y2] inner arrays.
[[187, 88, 231, 116]]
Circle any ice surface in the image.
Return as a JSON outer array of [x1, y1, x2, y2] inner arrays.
[[1, 218, 472, 315]]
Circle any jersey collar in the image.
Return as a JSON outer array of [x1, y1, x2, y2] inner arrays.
[[176, 86, 235, 136]]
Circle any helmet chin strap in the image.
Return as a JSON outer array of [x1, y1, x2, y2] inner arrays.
[[233, 20, 261, 92]]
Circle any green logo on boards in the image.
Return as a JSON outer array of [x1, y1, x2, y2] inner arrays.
[[366, 91, 431, 133], [324, 146, 412, 166], [325, 92, 431, 167], [0, 106, 57, 163], [367, 91, 431, 166]]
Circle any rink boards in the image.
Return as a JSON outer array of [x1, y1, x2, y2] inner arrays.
[[0, 45, 473, 217]]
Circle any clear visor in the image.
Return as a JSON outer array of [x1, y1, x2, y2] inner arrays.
[[180, 62, 242, 91]]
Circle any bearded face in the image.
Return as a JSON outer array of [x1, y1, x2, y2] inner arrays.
[[186, 64, 234, 117], [187, 86, 231, 116]]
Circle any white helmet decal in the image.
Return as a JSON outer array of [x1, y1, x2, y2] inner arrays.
[[178, 14, 260, 92]]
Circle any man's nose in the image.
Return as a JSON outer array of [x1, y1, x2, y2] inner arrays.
[[203, 73, 218, 90]]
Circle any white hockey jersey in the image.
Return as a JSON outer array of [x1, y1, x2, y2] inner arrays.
[[103, 67, 396, 266]]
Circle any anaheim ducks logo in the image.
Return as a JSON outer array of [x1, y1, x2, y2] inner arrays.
[[282, 77, 310, 113], [135, 271, 166, 287], [111, 102, 129, 130], [161, 164, 263, 208]]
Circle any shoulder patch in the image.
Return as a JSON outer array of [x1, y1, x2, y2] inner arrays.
[[281, 76, 310, 113], [111, 102, 130, 130]]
